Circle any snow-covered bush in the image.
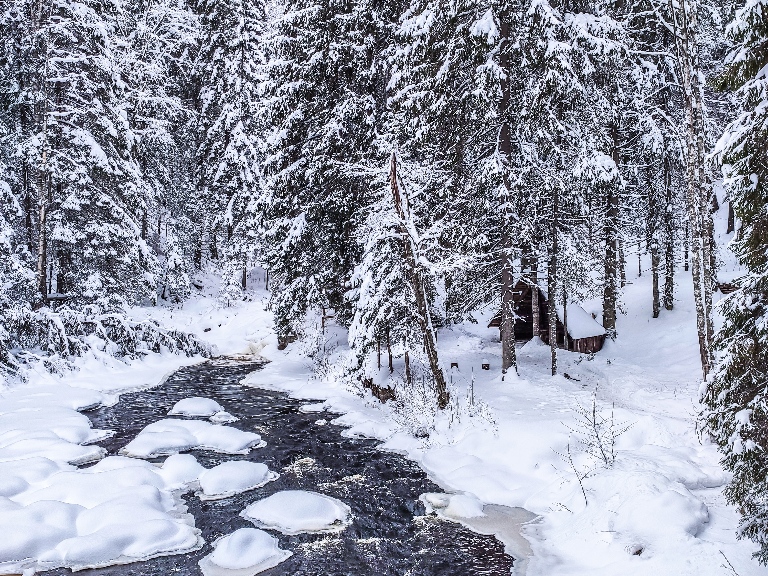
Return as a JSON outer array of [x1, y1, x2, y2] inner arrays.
[[6, 305, 210, 376]]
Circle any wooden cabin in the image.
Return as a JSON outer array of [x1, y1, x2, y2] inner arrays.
[[488, 280, 606, 354]]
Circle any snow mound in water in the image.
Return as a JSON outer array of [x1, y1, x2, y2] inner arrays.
[[169, 397, 225, 417], [199, 528, 291, 576], [0, 455, 203, 573], [421, 492, 486, 519], [241, 490, 351, 534], [198, 461, 278, 500], [120, 419, 264, 458], [210, 411, 239, 423]]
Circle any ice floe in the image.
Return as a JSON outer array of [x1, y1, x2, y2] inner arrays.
[[241, 490, 351, 535]]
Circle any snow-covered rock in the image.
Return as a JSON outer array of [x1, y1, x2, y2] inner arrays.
[[0, 455, 203, 574], [198, 528, 291, 576], [169, 397, 225, 417], [421, 492, 486, 519], [198, 461, 278, 500], [210, 411, 239, 423], [241, 490, 351, 535], [120, 419, 264, 458]]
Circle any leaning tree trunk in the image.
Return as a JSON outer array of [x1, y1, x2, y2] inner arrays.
[[669, 0, 715, 378], [390, 154, 449, 409], [498, 16, 517, 378]]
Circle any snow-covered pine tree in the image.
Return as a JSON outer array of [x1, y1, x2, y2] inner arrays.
[[263, 0, 403, 342], [195, 0, 265, 303], [705, 0, 768, 562]]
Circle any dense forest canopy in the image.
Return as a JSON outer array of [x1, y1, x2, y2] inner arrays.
[[2, 0, 768, 562]]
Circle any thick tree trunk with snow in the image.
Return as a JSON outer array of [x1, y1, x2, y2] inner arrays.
[[390, 154, 449, 409], [602, 161, 619, 336], [602, 123, 622, 336], [498, 17, 517, 378], [548, 189, 559, 376]]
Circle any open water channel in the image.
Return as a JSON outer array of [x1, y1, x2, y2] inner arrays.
[[48, 360, 514, 576]]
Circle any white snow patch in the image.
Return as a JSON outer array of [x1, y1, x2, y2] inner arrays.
[[241, 490, 351, 535]]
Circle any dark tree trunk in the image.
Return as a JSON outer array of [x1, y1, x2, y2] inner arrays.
[[664, 158, 675, 311], [602, 127, 620, 337], [727, 201, 735, 235], [530, 258, 540, 339], [651, 245, 661, 318]]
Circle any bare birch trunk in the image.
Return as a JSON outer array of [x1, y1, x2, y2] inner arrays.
[[390, 154, 449, 409], [669, 0, 715, 378]]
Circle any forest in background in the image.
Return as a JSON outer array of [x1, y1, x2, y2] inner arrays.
[[1, 0, 768, 563]]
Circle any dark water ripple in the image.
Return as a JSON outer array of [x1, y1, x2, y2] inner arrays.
[[48, 360, 512, 576]]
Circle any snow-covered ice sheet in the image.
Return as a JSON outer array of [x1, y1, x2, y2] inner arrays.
[[198, 461, 278, 500], [198, 528, 291, 576], [120, 419, 264, 458], [241, 490, 351, 535]]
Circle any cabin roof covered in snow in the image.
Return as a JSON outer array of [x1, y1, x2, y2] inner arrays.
[[555, 303, 606, 339]]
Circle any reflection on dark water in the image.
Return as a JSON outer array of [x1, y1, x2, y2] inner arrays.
[[48, 361, 512, 575]]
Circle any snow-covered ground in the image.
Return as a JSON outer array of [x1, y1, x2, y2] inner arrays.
[[1, 256, 767, 574]]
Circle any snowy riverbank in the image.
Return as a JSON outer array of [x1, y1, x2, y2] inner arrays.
[[1, 266, 766, 575]]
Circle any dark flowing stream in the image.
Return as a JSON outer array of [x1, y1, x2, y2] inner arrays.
[[49, 360, 513, 575]]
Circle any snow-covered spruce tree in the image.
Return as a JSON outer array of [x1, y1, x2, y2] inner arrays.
[[516, 0, 610, 373], [116, 0, 201, 287], [1, 0, 160, 309], [627, 0, 688, 314], [0, 170, 34, 373], [195, 0, 265, 302], [705, 0, 768, 562], [262, 0, 405, 343], [392, 2, 535, 376]]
